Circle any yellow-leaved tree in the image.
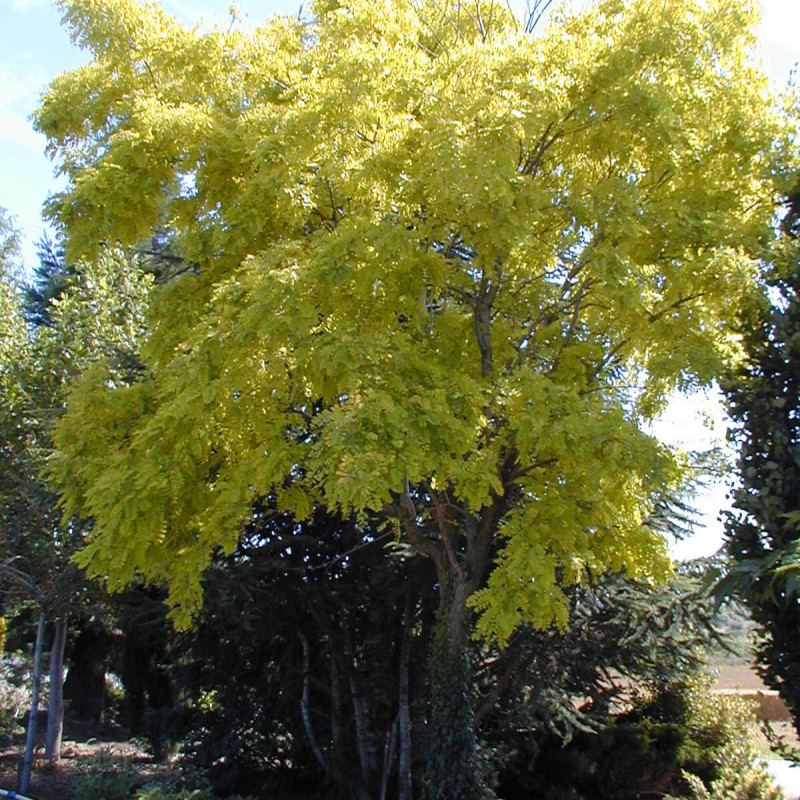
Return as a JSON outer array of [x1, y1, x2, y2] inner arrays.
[[38, 0, 797, 795]]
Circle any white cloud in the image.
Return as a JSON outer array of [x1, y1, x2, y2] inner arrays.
[[759, 0, 800, 46], [11, 0, 46, 11], [0, 107, 45, 151], [0, 62, 48, 111], [756, 0, 800, 88]]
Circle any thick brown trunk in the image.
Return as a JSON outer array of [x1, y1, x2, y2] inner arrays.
[[45, 618, 68, 762]]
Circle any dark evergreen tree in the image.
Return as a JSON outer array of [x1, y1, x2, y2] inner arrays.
[[175, 505, 437, 799], [22, 234, 74, 327], [166, 499, 721, 799], [722, 185, 800, 738]]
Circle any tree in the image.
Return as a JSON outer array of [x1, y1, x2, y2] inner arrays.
[[721, 184, 800, 738], [38, 0, 795, 794], [0, 238, 151, 778], [0, 210, 52, 791], [23, 235, 75, 328], [0, 209, 28, 531]]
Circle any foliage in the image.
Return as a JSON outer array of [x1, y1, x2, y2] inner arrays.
[[479, 568, 720, 750], [135, 790, 215, 800], [22, 235, 74, 328], [0, 210, 29, 558], [40, 0, 796, 632], [497, 675, 775, 800], [71, 750, 256, 800], [134, 787, 253, 800], [426, 623, 489, 800], [171, 507, 434, 797], [677, 736, 785, 800], [0, 245, 151, 610], [0, 229, 152, 768], [720, 186, 800, 736], [675, 746, 784, 800], [702, 599, 758, 666], [0, 209, 21, 272], [147, 524, 718, 797], [0, 653, 29, 739], [36, 0, 798, 789], [73, 750, 139, 800]]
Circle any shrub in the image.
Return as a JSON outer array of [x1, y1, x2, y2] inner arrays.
[[674, 677, 784, 798], [134, 787, 254, 800], [496, 673, 783, 800], [135, 789, 214, 800], [73, 750, 139, 800], [0, 653, 30, 740], [673, 743, 784, 800]]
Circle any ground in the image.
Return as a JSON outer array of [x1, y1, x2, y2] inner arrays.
[[0, 717, 172, 800]]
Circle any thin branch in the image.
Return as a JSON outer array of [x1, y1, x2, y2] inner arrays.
[[524, 0, 554, 33], [394, 480, 447, 574], [308, 531, 394, 572], [646, 293, 705, 324]]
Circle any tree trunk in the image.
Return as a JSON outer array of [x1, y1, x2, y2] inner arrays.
[[297, 631, 372, 800], [298, 630, 330, 775], [45, 618, 68, 761], [379, 716, 398, 800], [398, 597, 413, 800], [330, 647, 343, 762], [19, 613, 46, 794], [63, 623, 108, 724], [349, 667, 375, 787], [423, 574, 487, 800], [396, 486, 503, 800]]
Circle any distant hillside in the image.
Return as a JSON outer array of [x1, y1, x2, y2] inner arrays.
[[705, 597, 758, 667]]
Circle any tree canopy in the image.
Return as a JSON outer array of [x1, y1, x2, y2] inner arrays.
[[39, 0, 796, 643]]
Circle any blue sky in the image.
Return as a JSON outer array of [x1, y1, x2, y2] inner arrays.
[[0, 0, 797, 558], [1, 0, 797, 266], [0, 0, 303, 261]]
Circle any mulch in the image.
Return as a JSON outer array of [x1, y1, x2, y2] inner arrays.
[[0, 718, 161, 800]]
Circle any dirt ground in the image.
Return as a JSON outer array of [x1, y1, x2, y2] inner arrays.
[[0, 717, 169, 800]]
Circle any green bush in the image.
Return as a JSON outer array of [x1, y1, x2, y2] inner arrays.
[[135, 790, 213, 800], [73, 751, 139, 800], [673, 743, 784, 800], [134, 787, 254, 800], [672, 678, 784, 798], [497, 674, 784, 800]]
